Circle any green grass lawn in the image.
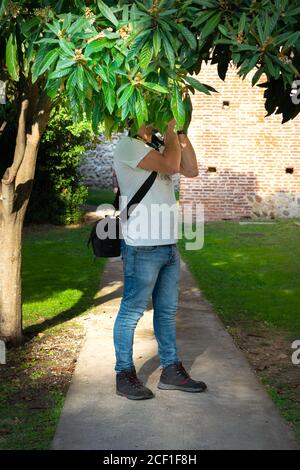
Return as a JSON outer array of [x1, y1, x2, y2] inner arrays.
[[178, 218, 300, 440], [22, 225, 105, 333], [178, 219, 300, 335], [0, 225, 106, 450], [86, 188, 115, 207], [86, 188, 180, 206]]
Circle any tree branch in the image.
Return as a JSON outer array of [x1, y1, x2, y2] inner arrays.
[[1, 180, 15, 217], [14, 91, 52, 199], [0, 121, 7, 137], [2, 96, 29, 185]]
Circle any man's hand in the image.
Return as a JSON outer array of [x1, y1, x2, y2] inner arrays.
[[167, 118, 177, 130], [137, 117, 181, 175]]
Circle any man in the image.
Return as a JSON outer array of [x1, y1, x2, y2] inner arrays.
[[113, 117, 207, 400]]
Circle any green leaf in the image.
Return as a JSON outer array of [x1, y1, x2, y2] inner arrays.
[[185, 76, 212, 95], [139, 42, 153, 70], [85, 69, 100, 92], [162, 35, 175, 69], [45, 78, 60, 99], [103, 30, 120, 39], [92, 94, 102, 133], [94, 64, 108, 82], [85, 38, 113, 56], [107, 68, 116, 87], [56, 57, 76, 69], [143, 82, 169, 93], [251, 67, 264, 86], [48, 67, 73, 80], [200, 12, 221, 40], [59, 40, 75, 57], [6, 32, 19, 81], [112, 50, 125, 68], [20, 17, 40, 37], [153, 29, 161, 57], [236, 44, 258, 52], [285, 31, 300, 48], [263, 13, 271, 40], [264, 55, 279, 79], [177, 24, 197, 50], [117, 82, 131, 96], [36, 38, 59, 45], [97, 0, 119, 28], [159, 19, 177, 48], [118, 84, 134, 108], [135, 92, 148, 128], [182, 94, 193, 134], [121, 100, 131, 120], [62, 12, 73, 31], [68, 16, 91, 37], [135, 0, 150, 14], [66, 70, 77, 93], [239, 52, 261, 78], [104, 113, 115, 138], [122, 4, 129, 22], [238, 13, 246, 33], [24, 32, 39, 76], [192, 10, 216, 28], [33, 48, 59, 81], [45, 21, 61, 36], [285, 6, 300, 17], [218, 25, 232, 39], [126, 31, 150, 61], [39, 49, 59, 76], [256, 17, 264, 43], [102, 81, 116, 113], [171, 86, 185, 129], [75, 64, 84, 91], [159, 8, 177, 16]]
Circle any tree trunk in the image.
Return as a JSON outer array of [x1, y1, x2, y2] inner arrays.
[[0, 199, 4, 340], [0, 148, 38, 345], [0, 88, 52, 345], [0, 182, 23, 344]]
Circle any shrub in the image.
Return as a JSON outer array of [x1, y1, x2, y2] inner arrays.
[[25, 105, 99, 225]]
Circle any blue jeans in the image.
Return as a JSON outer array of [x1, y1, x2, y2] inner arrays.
[[113, 239, 181, 372]]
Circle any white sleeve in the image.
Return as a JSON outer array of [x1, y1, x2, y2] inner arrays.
[[114, 137, 153, 169]]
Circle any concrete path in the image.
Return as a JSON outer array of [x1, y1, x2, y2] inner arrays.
[[52, 258, 299, 450]]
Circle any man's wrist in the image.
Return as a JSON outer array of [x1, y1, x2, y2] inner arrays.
[[177, 129, 189, 137], [177, 131, 188, 139]]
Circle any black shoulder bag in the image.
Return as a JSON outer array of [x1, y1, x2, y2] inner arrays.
[[87, 170, 157, 257]]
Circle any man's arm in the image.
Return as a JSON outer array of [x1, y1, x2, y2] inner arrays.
[[178, 133, 199, 177], [138, 119, 181, 174]]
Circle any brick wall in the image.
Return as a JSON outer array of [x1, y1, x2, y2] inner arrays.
[[180, 63, 300, 220]]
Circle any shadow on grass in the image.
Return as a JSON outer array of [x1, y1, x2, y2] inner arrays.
[[22, 224, 109, 339], [24, 281, 124, 339]]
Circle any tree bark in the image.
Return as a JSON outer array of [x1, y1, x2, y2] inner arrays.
[[0, 182, 23, 344], [0, 88, 52, 345]]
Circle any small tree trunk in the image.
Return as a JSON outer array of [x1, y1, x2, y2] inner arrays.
[[0, 199, 4, 339], [0, 147, 38, 345], [0, 89, 51, 345], [0, 182, 23, 344]]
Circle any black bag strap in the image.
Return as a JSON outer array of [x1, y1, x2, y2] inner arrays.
[[88, 169, 156, 249], [113, 135, 161, 219], [119, 170, 157, 221], [113, 188, 121, 211]]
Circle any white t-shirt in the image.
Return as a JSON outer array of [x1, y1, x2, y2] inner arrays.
[[113, 136, 178, 246]]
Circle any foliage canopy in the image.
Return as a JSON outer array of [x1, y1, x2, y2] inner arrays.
[[1, 0, 300, 136]]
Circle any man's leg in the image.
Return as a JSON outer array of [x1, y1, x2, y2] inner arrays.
[[152, 244, 180, 368], [152, 245, 207, 393], [113, 244, 162, 373]]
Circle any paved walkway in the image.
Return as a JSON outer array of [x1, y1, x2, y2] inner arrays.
[[52, 257, 299, 450]]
